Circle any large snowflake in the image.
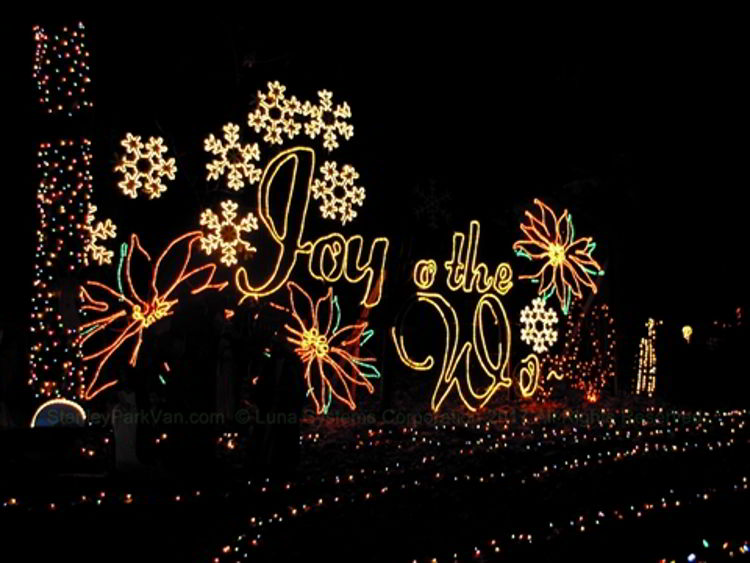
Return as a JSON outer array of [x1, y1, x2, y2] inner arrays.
[[520, 297, 559, 353], [247, 81, 303, 145], [204, 123, 262, 191], [83, 203, 117, 266], [199, 200, 259, 267], [311, 161, 365, 226], [114, 133, 177, 199], [303, 90, 354, 152]]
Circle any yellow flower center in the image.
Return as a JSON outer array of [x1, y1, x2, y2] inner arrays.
[[132, 301, 170, 328], [547, 243, 566, 267], [300, 328, 329, 359]]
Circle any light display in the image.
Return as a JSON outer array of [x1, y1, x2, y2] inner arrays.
[[413, 259, 437, 290], [29, 139, 94, 400], [114, 133, 177, 199], [248, 81, 303, 145], [391, 221, 517, 411], [391, 291, 512, 412], [199, 200, 259, 267], [234, 147, 388, 308], [204, 122, 262, 190], [302, 90, 353, 152], [445, 220, 514, 295], [682, 325, 693, 344], [542, 301, 616, 402], [635, 318, 662, 397], [518, 353, 541, 398], [30, 398, 86, 428], [513, 199, 604, 315], [76, 232, 227, 400], [83, 203, 117, 266], [32, 23, 92, 116], [519, 297, 559, 353], [311, 161, 365, 225], [279, 282, 379, 414]]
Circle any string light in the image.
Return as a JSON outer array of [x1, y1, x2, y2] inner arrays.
[[83, 203, 117, 266], [248, 81, 303, 145], [682, 325, 693, 344], [30, 398, 86, 428], [413, 259, 438, 290], [520, 298, 558, 353], [302, 89, 354, 152], [204, 122, 262, 190], [114, 133, 176, 199], [513, 199, 604, 315], [28, 139, 94, 400], [199, 200, 259, 267], [76, 232, 227, 399], [234, 147, 389, 308], [542, 301, 616, 402], [391, 291, 512, 412], [311, 161, 365, 225], [281, 282, 379, 414], [636, 318, 662, 397], [32, 23, 92, 116], [444, 220, 513, 295]]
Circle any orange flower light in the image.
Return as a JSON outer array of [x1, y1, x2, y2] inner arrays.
[[77, 232, 227, 400], [282, 282, 379, 414], [512, 199, 604, 314]]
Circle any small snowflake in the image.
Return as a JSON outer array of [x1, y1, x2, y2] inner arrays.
[[414, 180, 451, 229], [204, 123, 262, 191], [520, 297, 559, 353], [311, 161, 365, 226], [83, 203, 117, 266], [114, 133, 177, 199], [248, 81, 303, 145], [303, 90, 354, 152], [199, 200, 259, 267]]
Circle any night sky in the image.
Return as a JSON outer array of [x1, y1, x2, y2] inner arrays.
[[4, 18, 744, 368]]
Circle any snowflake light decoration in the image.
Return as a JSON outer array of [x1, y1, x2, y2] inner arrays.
[[199, 200, 259, 267], [311, 161, 365, 226], [83, 203, 117, 266], [204, 123, 262, 191], [520, 297, 559, 353], [414, 180, 451, 229], [114, 133, 177, 199], [248, 81, 303, 145], [303, 90, 354, 152]]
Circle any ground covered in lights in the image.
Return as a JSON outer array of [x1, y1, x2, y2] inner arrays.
[[1, 400, 748, 562]]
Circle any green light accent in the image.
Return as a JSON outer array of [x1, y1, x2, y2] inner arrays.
[[530, 278, 539, 284], [332, 295, 341, 334], [702, 539, 709, 549], [263, 351, 271, 358], [598, 270, 605, 276], [568, 214, 575, 241], [79, 324, 99, 337], [117, 242, 128, 297], [360, 329, 374, 346], [542, 286, 555, 303], [353, 359, 381, 379], [322, 389, 332, 415], [514, 248, 532, 260], [586, 242, 597, 255], [562, 287, 572, 315], [158, 375, 166, 385]]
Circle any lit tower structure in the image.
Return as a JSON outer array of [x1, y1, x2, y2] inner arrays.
[[635, 318, 662, 396], [28, 23, 94, 404]]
